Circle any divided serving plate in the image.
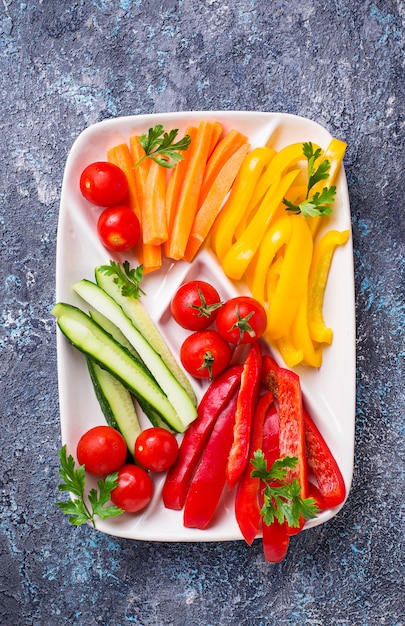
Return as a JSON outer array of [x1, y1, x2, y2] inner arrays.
[[55, 111, 356, 542]]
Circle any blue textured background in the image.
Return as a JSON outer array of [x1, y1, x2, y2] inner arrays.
[[1, 1, 404, 625]]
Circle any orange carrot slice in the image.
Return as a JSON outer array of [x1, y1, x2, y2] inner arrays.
[[141, 243, 162, 273], [167, 121, 217, 260], [107, 142, 161, 271], [129, 135, 151, 206], [107, 142, 144, 260], [163, 126, 198, 257], [107, 143, 142, 222], [142, 160, 168, 246], [198, 129, 248, 207], [208, 121, 224, 156], [184, 142, 250, 262]]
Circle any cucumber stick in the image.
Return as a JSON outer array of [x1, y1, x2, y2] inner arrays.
[[89, 310, 172, 431], [87, 358, 141, 454], [90, 309, 139, 358], [72, 279, 198, 430], [52, 302, 185, 432], [94, 266, 197, 405]]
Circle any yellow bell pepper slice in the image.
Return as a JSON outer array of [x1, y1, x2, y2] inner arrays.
[[276, 333, 304, 368], [308, 228, 350, 344], [258, 142, 320, 190], [266, 215, 313, 340], [307, 138, 347, 239], [210, 147, 274, 260], [291, 293, 323, 368], [248, 214, 312, 340], [233, 148, 277, 240], [221, 168, 300, 280], [247, 214, 292, 305]]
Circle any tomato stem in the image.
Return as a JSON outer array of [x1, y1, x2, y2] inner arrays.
[[190, 286, 223, 319], [230, 305, 256, 343]]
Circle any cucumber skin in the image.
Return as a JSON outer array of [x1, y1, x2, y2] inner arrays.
[[52, 302, 185, 432], [87, 357, 119, 430], [87, 357, 172, 434], [87, 358, 142, 454]]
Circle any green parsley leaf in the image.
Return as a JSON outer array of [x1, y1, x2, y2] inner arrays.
[[284, 186, 336, 218], [283, 142, 336, 218], [251, 450, 319, 528], [135, 124, 191, 169], [98, 260, 146, 299], [55, 445, 124, 528]]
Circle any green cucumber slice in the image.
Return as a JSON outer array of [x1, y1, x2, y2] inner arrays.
[[72, 279, 197, 431], [52, 302, 185, 432], [87, 358, 141, 455], [94, 266, 197, 405]]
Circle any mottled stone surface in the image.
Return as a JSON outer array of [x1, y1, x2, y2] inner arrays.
[[1, 1, 404, 625]]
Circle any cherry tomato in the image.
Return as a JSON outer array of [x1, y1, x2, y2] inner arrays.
[[171, 281, 223, 331], [180, 330, 231, 379], [110, 464, 154, 513], [80, 161, 128, 206], [134, 428, 179, 472], [97, 205, 141, 252], [216, 296, 267, 344], [76, 425, 127, 476]]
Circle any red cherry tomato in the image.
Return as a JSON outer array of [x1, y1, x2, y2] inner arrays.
[[76, 426, 127, 476], [97, 206, 141, 252], [180, 330, 231, 379], [216, 296, 267, 344], [110, 464, 154, 513], [80, 161, 128, 207], [171, 281, 223, 331], [134, 428, 179, 472]]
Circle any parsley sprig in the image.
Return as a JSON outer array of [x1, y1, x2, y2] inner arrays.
[[98, 260, 146, 299], [251, 451, 319, 528], [283, 142, 336, 218], [135, 124, 191, 169], [55, 445, 124, 528]]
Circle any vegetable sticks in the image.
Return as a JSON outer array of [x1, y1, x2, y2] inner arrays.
[[163, 126, 198, 257], [167, 121, 219, 260], [198, 128, 248, 207], [129, 135, 151, 207], [142, 160, 168, 246], [183, 142, 250, 262]]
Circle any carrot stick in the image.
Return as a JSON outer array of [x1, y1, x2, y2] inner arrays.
[[107, 142, 161, 271], [142, 160, 168, 246], [167, 121, 216, 260], [184, 142, 250, 262], [129, 135, 151, 206], [107, 143, 142, 221], [163, 126, 198, 257], [107, 142, 144, 260], [208, 121, 224, 156], [198, 129, 248, 207], [141, 243, 162, 273]]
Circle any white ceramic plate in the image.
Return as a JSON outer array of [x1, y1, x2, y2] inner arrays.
[[55, 111, 355, 542]]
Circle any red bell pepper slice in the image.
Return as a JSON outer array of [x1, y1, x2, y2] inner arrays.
[[260, 354, 280, 396], [277, 367, 308, 536], [235, 391, 274, 545], [304, 408, 346, 508], [262, 520, 291, 563], [226, 342, 262, 489], [260, 404, 290, 562], [308, 481, 328, 512], [162, 365, 243, 510], [183, 391, 238, 529]]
